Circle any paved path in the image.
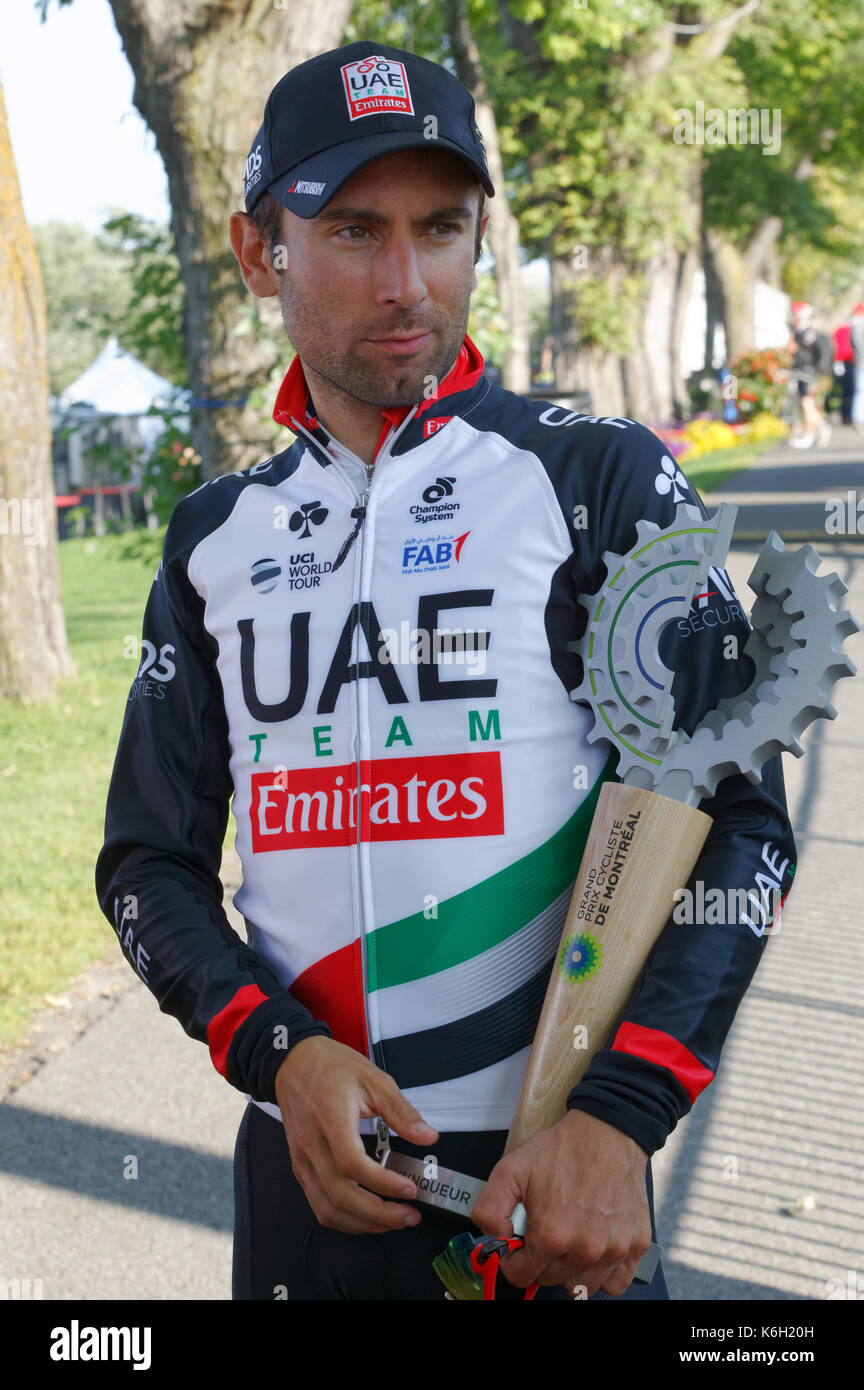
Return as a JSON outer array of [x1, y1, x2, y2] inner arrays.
[[651, 538, 864, 1301], [702, 420, 864, 540], [1, 442, 862, 1300]]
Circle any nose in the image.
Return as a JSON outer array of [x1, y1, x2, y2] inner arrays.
[[372, 230, 428, 309]]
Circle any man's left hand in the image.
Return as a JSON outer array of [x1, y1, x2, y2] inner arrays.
[[470, 1110, 652, 1298]]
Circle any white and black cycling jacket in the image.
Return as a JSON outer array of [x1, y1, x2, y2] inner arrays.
[[96, 334, 796, 1155]]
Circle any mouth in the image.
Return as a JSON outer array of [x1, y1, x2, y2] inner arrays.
[[365, 331, 432, 355]]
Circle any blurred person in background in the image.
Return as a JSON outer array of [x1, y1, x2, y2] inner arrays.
[[832, 316, 854, 425], [850, 302, 864, 435], [785, 302, 832, 449]]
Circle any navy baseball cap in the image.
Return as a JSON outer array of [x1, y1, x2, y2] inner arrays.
[[243, 40, 495, 219]]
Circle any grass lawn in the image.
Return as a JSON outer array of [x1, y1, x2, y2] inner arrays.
[[0, 528, 235, 1049], [682, 439, 775, 495]]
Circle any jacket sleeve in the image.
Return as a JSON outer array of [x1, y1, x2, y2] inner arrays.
[[94, 496, 332, 1103], [563, 422, 797, 1155]]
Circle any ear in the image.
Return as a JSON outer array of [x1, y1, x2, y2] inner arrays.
[[474, 208, 490, 273], [229, 211, 281, 298]]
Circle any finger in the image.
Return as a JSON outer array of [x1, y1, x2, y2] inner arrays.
[[371, 1087, 439, 1147], [540, 1241, 641, 1297], [497, 1236, 562, 1289], [324, 1122, 426, 1203], [470, 1162, 522, 1235], [500, 1225, 609, 1290], [314, 1096, 426, 1202], [294, 1145, 422, 1235], [530, 1251, 612, 1296], [600, 1252, 644, 1299], [359, 1072, 438, 1145], [302, 1130, 416, 1224]]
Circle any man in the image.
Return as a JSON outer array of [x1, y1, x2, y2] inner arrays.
[[832, 316, 854, 426], [786, 301, 831, 448], [96, 41, 796, 1302]]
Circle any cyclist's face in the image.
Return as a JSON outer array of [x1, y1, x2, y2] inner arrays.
[[269, 149, 485, 407]]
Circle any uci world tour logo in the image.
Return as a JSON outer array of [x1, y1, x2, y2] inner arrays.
[[289, 501, 329, 539], [251, 557, 281, 594]]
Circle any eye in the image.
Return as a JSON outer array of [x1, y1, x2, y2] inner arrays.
[[336, 225, 372, 241], [334, 222, 463, 241]]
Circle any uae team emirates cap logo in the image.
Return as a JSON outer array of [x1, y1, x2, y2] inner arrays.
[[341, 54, 415, 121]]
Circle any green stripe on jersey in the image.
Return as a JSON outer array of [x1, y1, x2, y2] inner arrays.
[[367, 751, 618, 992]]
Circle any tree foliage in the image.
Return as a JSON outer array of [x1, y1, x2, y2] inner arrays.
[[97, 213, 187, 386], [32, 213, 186, 396], [38, 0, 864, 407], [31, 221, 129, 395], [703, 0, 864, 289]]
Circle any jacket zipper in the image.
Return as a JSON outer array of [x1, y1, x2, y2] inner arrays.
[[288, 413, 418, 1075], [346, 416, 417, 1070], [352, 478, 373, 1062]]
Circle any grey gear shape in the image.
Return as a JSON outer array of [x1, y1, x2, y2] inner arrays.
[[652, 532, 859, 804], [567, 502, 738, 783]]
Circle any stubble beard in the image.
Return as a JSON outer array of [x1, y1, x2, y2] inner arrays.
[[275, 273, 471, 408]]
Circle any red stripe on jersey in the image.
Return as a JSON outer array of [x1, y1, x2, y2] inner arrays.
[[208, 982, 269, 1077], [289, 940, 369, 1057], [611, 1022, 714, 1103]]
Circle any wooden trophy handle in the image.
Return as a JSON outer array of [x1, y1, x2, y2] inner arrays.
[[504, 781, 712, 1154]]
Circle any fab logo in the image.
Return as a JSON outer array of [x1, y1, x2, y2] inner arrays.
[[402, 532, 470, 575]]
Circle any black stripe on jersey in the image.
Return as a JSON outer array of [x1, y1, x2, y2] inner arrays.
[[372, 957, 553, 1089]]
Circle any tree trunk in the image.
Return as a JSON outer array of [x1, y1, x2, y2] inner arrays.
[[548, 254, 628, 416], [705, 213, 783, 361], [702, 222, 725, 370], [0, 80, 74, 699], [638, 244, 679, 421], [108, 0, 353, 480], [620, 346, 653, 421], [704, 229, 754, 360], [638, 236, 699, 421], [671, 240, 699, 415], [444, 0, 531, 393]]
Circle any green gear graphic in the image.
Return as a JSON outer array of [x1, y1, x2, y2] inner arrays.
[[558, 931, 602, 985]]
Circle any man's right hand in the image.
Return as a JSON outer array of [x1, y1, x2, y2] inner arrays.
[[274, 1035, 439, 1235]]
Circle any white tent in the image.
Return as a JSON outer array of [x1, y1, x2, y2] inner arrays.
[[58, 336, 178, 417], [54, 338, 188, 483]]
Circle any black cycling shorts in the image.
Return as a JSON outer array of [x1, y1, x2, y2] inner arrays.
[[232, 1102, 670, 1301]]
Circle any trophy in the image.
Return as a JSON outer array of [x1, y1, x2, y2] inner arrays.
[[375, 502, 859, 1300]]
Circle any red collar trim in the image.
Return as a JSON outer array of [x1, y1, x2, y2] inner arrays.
[[272, 334, 486, 460]]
